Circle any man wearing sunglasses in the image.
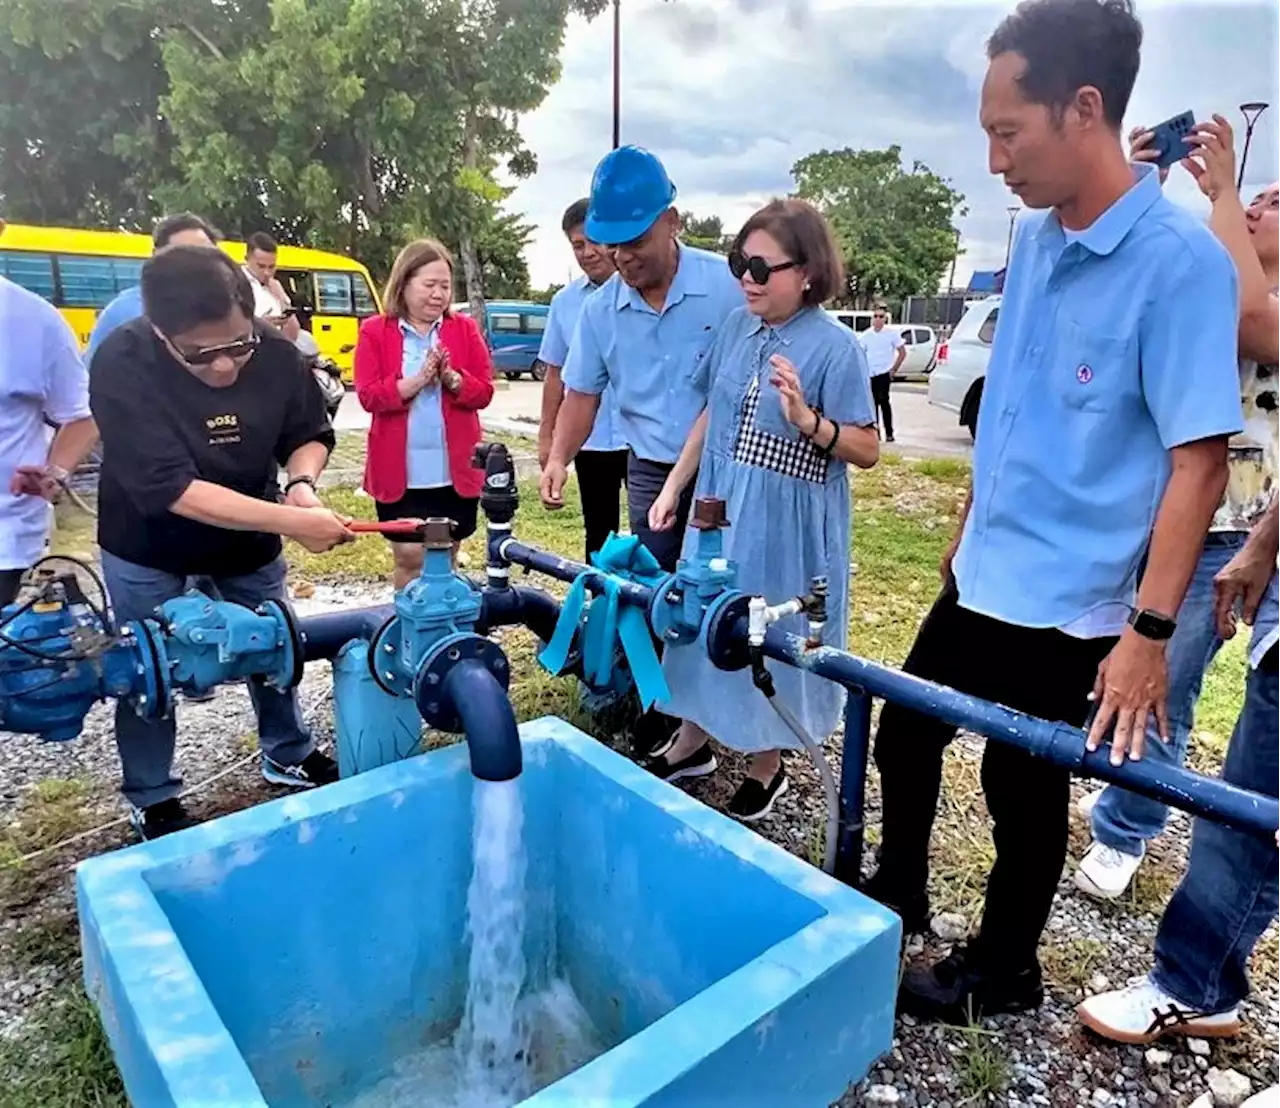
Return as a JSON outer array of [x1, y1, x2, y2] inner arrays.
[[857, 306, 905, 442], [89, 245, 353, 840]]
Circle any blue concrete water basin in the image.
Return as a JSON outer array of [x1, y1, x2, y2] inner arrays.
[[77, 716, 900, 1106]]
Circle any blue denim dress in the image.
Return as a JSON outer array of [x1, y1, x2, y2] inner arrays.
[[660, 306, 876, 753]]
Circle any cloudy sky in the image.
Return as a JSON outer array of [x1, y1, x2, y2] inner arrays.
[[506, 0, 1280, 290]]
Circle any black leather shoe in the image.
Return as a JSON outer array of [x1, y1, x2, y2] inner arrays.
[[898, 944, 1044, 1024]]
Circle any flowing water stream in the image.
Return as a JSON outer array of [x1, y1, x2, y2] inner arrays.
[[343, 779, 607, 1107]]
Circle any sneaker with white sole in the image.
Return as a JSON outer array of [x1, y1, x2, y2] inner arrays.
[[727, 772, 789, 822], [1243, 1086, 1280, 1108], [1075, 841, 1144, 899], [262, 750, 339, 789], [1075, 788, 1104, 820], [1078, 976, 1240, 1044]]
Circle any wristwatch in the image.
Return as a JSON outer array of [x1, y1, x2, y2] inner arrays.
[[1128, 608, 1177, 642], [283, 475, 317, 494]]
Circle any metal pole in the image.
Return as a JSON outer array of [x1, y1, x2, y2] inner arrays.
[[1003, 206, 1018, 270], [611, 0, 621, 150], [835, 689, 873, 886], [1237, 101, 1269, 191]]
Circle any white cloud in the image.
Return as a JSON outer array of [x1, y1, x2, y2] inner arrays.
[[507, 0, 1279, 291]]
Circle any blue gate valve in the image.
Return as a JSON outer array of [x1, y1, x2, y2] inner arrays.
[[368, 518, 487, 697], [650, 497, 738, 648]]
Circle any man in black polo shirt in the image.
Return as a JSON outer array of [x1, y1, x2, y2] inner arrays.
[[91, 245, 353, 840]]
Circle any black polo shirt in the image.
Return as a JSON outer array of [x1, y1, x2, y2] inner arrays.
[[90, 319, 335, 577]]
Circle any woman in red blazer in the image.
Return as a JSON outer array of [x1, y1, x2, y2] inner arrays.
[[355, 239, 494, 587]]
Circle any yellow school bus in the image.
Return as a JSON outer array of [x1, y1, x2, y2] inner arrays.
[[0, 224, 381, 381]]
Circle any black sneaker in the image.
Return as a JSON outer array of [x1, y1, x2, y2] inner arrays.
[[861, 868, 931, 934], [898, 944, 1044, 1024], [727, 772, 789, 822], [262, 750, 340, 789], [130, 798, 199, 841], [182, 688, 217, 704], [646, 742, 717, 782]]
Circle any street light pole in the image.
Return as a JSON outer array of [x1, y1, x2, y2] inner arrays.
[[1004, 206, 1019, 270], [1237, 101, 1269, 191], [611, 0, 621, 149]]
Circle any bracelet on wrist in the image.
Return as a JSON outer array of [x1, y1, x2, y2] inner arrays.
[[284, 475, 317, 494]]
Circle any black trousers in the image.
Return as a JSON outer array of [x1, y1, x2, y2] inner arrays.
[[870, 373, 894, 440], [0, 568, 24, 609], [624, 451, 696, 573], [576, 448, 629, 563], [873, 581, 1114, 971]]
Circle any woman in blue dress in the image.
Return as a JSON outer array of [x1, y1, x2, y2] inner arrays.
[[647, 198, 880, 821]]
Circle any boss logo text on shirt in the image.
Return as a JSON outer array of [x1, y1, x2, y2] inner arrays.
[[207, 412, 241, 445]]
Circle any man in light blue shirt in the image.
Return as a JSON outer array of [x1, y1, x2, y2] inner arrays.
[[537, 198, 628, 561], [540, 146, 743, 572], [85, 214, 219, 365], [865, 0, 1244, 1027]]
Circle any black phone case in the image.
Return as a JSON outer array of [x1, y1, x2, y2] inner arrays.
[[1149, 111, 1196, 170]]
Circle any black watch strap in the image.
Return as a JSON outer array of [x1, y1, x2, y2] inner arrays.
[[1128, 607, 1176, 641], [284, 475, 317, 493]]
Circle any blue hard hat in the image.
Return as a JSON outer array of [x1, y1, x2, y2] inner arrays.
[[585, 145, 678, 246]]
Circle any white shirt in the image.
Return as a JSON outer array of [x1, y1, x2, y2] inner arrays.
[[858, 326, 904, 377], [0, 278, 90, 569], [243, 267, 285, 318]]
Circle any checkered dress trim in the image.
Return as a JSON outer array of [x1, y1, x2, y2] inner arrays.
[[732, 377, 829, 484]]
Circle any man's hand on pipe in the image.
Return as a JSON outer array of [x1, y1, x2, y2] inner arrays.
[[1085, 628, 1170, 766]]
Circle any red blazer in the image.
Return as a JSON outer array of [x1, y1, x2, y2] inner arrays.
[[354, 313, 494, 502]]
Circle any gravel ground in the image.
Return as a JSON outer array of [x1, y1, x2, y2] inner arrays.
[[2, 579, 1276, 1107]]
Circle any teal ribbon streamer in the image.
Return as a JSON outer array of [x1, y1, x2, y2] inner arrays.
[[537, 532, 670, 710]]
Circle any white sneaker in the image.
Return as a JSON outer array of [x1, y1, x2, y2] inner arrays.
[[1074, 841, 1144, 899], [1075, 788, 1104, 820], [1077, 976, 1241, 1045], [1243, 1086, 1280, 1108]]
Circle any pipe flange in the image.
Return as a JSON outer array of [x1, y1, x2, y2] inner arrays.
[[258, 598, 304, 690], [704, 591, 752, 672], [128, 618, 173, 720], [647, 574, 696, 646], [368, 615, 411, 697], [413, 633, 511, 731]]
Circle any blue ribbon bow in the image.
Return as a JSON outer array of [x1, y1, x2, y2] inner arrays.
[[538, 532, 670, 710]]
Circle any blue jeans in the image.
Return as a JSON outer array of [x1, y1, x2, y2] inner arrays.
[[1092, 531, 1248, 856], [1150, 647, 1278, 1013], [101, 552, 314, 808]]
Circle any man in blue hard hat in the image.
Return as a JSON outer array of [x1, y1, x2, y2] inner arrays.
[[540, 146, 744, 571]]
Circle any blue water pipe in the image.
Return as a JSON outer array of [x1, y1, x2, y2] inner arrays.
[[467, 457, 1279, 861]]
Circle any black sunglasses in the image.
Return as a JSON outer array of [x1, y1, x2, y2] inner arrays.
[[165, 330, 260, 366], [728, 251, 800, 285]]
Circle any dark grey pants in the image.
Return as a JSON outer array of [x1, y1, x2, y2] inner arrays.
[[625, 451, 696, 573]]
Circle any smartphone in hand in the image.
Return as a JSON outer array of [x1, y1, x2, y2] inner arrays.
[[1148, 111, 1196, 170]]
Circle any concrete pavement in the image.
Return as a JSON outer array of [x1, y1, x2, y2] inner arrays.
[[334, 378, 973, 461]]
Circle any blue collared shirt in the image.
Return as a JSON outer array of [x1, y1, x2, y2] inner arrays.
[[86, 285, 144, 365], [954, 165, 1243, 630], [401, 319, 450, 489], [562, 244, 744, 463], [539, 276, 625, 452]]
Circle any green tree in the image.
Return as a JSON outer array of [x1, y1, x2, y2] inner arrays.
[[527, 283, 564, 305], [791, 146, 966, 307], [679, 211, 733, 254], [0, 0, 586, 308]]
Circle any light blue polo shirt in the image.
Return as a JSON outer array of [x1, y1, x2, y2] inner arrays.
[[539, 276, 624, 453], [86, 285, 144, 365], [401, 319, 450, 489], [561, 244, 744, 463], [954, 165, 1243, 632]]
